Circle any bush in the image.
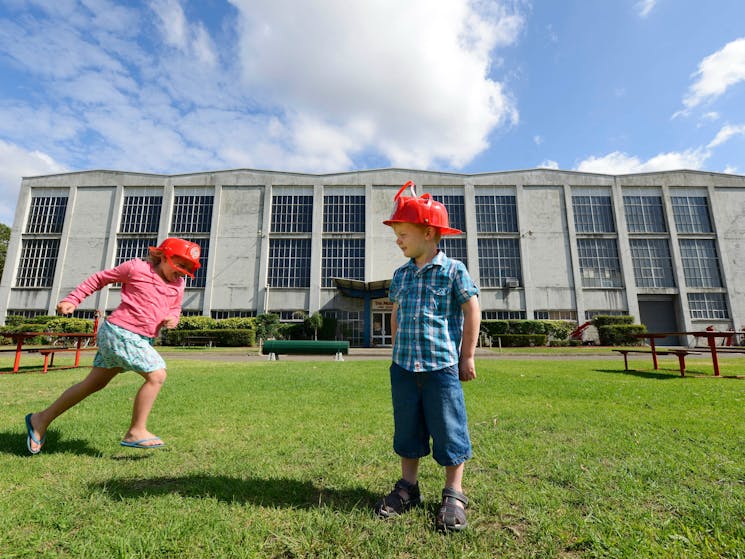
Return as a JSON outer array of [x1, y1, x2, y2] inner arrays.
[[592, 314, 634, 328], [214, 317, 256, 330], [175, 316, 218, 330], [492, 334, 547, 347], [598, 324, 647, 346], [165, 328, 255, 347], [543, 320, 576, 341]]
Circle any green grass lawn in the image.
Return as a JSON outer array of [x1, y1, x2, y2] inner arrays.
[[2, 353, 745, 558]]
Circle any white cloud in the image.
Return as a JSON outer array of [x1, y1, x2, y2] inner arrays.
[[538, 159, 559, 170], [575, 148, 709, 174], [0, 141, 68, 224], [229, 0, 521, 169], [683, 37, 745, 110], [635, 0, 657, 18], [707, 123, 745, 149]]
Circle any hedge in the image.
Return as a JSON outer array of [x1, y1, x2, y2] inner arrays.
[[491, 334, 547, 347], [597, 324, 647, 346], [164, 328, 255, 347]]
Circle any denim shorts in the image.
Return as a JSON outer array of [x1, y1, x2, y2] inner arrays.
[[389, 361, 472, 467], [93, 320, 166, 373]]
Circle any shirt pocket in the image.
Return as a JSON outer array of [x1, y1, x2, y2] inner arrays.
[[424, 285, 449, 316]]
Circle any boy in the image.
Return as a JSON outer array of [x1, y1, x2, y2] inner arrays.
[[375, 181, 480, 531]]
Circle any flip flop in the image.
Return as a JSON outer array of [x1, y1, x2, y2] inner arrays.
[[25, 413, 45, 455], [120, 437, 165, 449]]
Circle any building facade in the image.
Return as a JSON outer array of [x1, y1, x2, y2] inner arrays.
[[2, 168, 744, 346]]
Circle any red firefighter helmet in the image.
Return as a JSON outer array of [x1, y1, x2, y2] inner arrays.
[[149, 237, 202, 278], [382, 181, 462, 235]]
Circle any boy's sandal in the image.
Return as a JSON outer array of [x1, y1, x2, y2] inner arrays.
[[436, 487, 469, 532], [374, 478, 421, 518]]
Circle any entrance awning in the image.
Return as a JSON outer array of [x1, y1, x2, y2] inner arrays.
[[332, 278, 391, 300]]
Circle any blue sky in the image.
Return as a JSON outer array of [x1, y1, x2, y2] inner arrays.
[[1, 0, 745, 224]]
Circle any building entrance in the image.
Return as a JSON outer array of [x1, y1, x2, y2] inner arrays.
[[372, 312, 392, 346], [638, 296, 679, 345]]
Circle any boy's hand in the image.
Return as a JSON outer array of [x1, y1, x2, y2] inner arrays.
[[56, 301, 76, 315], [161, 316, 178, 329], [459, 356, 477, 381]]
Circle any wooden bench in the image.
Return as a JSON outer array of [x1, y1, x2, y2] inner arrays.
[[182, 336, 216, 347], [38, 347, 98, 373], [613, 348, 700, 377], [261, 340, 350, 361]]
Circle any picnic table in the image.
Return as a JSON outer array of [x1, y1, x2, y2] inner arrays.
[[3, 332, 96, 373], [632, 331, 738, 377]]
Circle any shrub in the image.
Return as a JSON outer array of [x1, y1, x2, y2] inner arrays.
[[175, 316, 218, 330], [164, 328, 255, 347], [598, 324, 647, 346], [492, 334, 547, 347], [592, 314, 634, 328], [214, 317, 256, 330]]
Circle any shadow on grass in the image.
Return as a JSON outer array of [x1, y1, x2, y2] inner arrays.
[[90, 474, 379, 511], [595, 368, 681, 380], [0, 429, 101, 456]]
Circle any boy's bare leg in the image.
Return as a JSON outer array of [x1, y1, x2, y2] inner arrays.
[[122, 368, 167, 446], [27, 366, 121, 452], [445, 462, 466, 508]]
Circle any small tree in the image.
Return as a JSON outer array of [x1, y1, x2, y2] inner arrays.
[[305, 312, 324, 340], [255, 313, 281, 343]]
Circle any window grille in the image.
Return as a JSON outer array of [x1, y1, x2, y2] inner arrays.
[[16, 238, 60, 287], [26, 196, 67, 234], [623, 196, 666, 233], [271, 195, 313, 233], [115, 237, 155, 266], [475, 195, 517, 233], [120, 195, 162, 233], [630, 239, 675, 288], [211, 310, 256, 319], [534, 310, 578, 320], [268, 239, 311, 287], [322, 239, 364, 287], [482, 310, 526, 320], [679, 239, 721, 287], [171, 195, 213, 234], [688, 293, 729, 319], [573, 196, 615, 233], [439, 237, 468, 269], [323, 195, 365, 233], [577, 239, 622, 287], [322, 310, 363, 346], [672, 196, 712, 233], [477, 238, 521, 288]]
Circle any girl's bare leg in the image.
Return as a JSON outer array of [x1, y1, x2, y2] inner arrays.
[[122, 368, 167, 446], [27, 366, 122, 452]]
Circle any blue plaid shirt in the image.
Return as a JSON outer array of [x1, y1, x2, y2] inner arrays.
[[389, 251, 479, 372]]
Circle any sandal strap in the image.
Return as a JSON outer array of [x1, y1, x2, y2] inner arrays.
[[394, 478, 419, 498], [441, 487, 468, 507]]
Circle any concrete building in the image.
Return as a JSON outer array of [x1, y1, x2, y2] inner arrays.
[[2, 167, 744, 346]]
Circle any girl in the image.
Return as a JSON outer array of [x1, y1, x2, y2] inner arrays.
[[24, 237, 201, 454]]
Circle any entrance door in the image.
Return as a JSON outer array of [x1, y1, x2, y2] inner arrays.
[[372, 312, 392, 346], [638, 297, 679, 345]]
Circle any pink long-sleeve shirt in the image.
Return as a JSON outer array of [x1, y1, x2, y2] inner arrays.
[[62, 259, 185, 338]]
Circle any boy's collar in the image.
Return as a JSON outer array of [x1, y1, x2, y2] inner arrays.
[[406, 250, 445, 270]]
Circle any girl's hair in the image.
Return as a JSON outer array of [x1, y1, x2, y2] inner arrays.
[[148, 249, 164, 266]]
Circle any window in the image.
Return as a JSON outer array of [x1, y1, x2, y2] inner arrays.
[[211, 310, 256, 319], [5, 309, 46, 319], [477, 238, 521, 287], [573, 196, 615, 233], [171, 195, 213, 234], [534, 310, 578, 321], [26, 196, 67, 234], [16, 239, 60, 287], [672, 196, 712, 233], [585, 310, 628, 320], [679, 239, 721, 287], [623, 196, 666, 233], [323, 195, 365, 233], [120, 195, 162, 233], [432, 195, 466, 233], [439, 237, 468, 269], [688, 293, 729, 319], [475, 195, 517, 233], [322, 239, 364, 287], [630, 239, 675, 288], [577, 239, 622, 287], [115, 238, 153, 266], [322, 310, 363, 346], [482, 310, 526, 320], [271, 195, 313, 233], [268, 239, 311, 287]]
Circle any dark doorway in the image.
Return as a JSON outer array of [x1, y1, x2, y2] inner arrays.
[[638, 297, 680, 345]]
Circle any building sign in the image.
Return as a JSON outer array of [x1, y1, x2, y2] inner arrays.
[[372, 298, 394, 311]]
